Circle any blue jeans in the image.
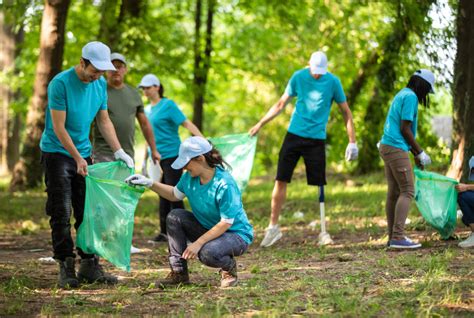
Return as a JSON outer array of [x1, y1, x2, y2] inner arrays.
[[458, 191, 474, 226], [166, 209, 248, 273]]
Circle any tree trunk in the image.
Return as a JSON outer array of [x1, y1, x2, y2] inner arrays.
[[346, 51, 379, 108], [192, 0, 215, 132], [447, 0, 474, 182], [9, 0, 70, 192], [7, 113, 22, 171]]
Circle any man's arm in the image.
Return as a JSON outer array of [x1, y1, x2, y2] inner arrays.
[[136, 112, 161, 163], [51, 110, 89, 176], [337, 102, 356, 143], [182, 119, 204, 137], [249, 93, 293, 136]]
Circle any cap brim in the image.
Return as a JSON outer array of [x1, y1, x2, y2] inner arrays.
[[91, 60, 116, 71], [171, 156, 190, 170], [310, 66, 327, 75]]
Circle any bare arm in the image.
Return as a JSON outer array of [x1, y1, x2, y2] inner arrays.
[[401, 120, 422, 155], [182, 221, 232, 259], [51, 110, 88, 176], [456, 183, 474, 192], [182, 119, 204, 137], [249, 93, 293, 136], [149, 181, 181, 201], [136, 112, 161, 162], [96, 110, 121, 152], [337, 101, 356, 143]]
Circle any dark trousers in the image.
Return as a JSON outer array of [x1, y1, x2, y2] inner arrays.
[[159, 157, 184, 234], [458, 191, 474, 226], [166, 209, 248, 273], [42, 152, 94, 261]]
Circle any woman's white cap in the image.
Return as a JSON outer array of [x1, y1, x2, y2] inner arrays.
[[138, 74, 160, 88], [413, 69, 435, 93], [171, 136, 212, 170]]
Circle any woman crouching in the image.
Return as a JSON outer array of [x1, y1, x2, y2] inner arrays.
[[126, 136, 253, 287]]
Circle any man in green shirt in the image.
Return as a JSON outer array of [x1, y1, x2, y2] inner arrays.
[[93, 53, 160, 164]]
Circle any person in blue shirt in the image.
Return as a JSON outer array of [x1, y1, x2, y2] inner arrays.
[[138, 74, 203, 243], [379, 69, 435, 249], [126, 136, 253, 288], [249, 51, 358, 247], [40, 41, 134, 288], [455, 156, 474, 248]]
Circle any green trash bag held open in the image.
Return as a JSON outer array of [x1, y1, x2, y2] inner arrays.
[[414, 168, 459, 239], [209, 133, 257, 191], [76, 161, 145, 272]]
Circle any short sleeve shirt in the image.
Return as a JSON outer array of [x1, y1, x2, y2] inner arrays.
[[93, 84, 144, 159], [40, 67, 107, 158], [175, 167, 254, 244], [380, 88, 419, 152], [144, 98, 186, 159], [285, 68, 346, 139]]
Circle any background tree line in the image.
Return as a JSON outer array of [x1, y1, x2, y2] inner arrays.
[[0, 0, 472, 192]]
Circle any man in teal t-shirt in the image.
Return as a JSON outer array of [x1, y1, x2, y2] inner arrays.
[[40, 41, 134, 289], [249, 51, 358, 247]]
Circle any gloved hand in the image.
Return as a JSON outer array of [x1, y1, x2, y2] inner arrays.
[[141, 159, 149, 177], [114, 149, 134, 168], [416, 150, 431, 166], [345, 143, 359, 161], [125, 174, 153, 188]]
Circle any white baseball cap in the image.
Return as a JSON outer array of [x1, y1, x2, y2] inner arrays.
[[110, 52, 127, 65], [171, 136, 212, 170], [309, 51, 328, 75], [138, 74, 160, 88], [81, 41, 116, 71], [413, 69, 435, 93]]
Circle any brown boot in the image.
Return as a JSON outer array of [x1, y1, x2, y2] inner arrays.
[[220, 262, 238, 288], [158, 271, 190, 288]]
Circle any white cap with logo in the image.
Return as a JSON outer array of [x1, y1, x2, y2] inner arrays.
[[81, 41, 116, 71], [110, 52, 127, 65], [309, 51, 328, 75], [413, 69, 435, 93], [138, 74, 160, 88], [171, 136, 212, 170]]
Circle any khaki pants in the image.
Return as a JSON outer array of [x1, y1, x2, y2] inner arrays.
[[379, 144, 414, 240]]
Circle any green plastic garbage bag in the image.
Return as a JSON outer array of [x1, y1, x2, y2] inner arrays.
[[77, 161, 144, 271], [414, 168, 459, 239], [209, 133, 257, 191]]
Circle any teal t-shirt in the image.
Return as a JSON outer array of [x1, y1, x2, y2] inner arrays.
[[285, 68, 346, 139], [176, 167, 254, 244], [380, 88, 419, 152], [144, 98, 186, 160], [40, 67, 107, 158]]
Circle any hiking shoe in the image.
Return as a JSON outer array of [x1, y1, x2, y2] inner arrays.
[[458, 233, 474, 248], [152, 233, 168, 242], [220, 262, 238, 288], [158, 271, 190, 287], [388, 236, 421, 249], [58, 257, 79, 289], [260, 225, 282, 247], [77, 257, 118, 285]]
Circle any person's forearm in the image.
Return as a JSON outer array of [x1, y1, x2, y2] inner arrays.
[[195, 221, 231, 246], [258, 101, 286, 127], [342, 111, 356, 143], [182, 120, 203, 137], [54, 126, 83, 160], [140, 120, 158, 154], [401, 127, 422, 155], [149, 182, 180, 201]]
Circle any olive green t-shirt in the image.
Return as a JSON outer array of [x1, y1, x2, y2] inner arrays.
[[93, 84, 144, 159]]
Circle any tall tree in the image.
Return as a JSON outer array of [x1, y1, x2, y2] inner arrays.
[[192, 0, 215, 131], [9, 0, 70, 191], [447, 0, 474, 181]]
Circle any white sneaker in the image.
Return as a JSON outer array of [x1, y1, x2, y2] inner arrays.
[[260, 225, 282, 247], [130, 245, 142, 254], [458, 233, 474, 248]]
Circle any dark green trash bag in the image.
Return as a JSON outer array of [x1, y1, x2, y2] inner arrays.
[[77, 161, 145, 272], [209, 133, 257, 191], [414, 168, 459, 239]]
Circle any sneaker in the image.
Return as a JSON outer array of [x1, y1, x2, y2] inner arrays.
[[158, 271, 190, 288], [220, 261, 238, 288], [152, 233, 168, 242], [130, 245, 142, 254], [458, 233, 474, 248], [260, 225, 282, 247], [388, 236, 421, 249]]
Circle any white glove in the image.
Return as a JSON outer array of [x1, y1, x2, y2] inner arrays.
[[125, 174, 153, 188], [114, 149, 134, 168], [416, 151, 432, 166], [345, 143, 359, 161], [141, 159, 149, 177]]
